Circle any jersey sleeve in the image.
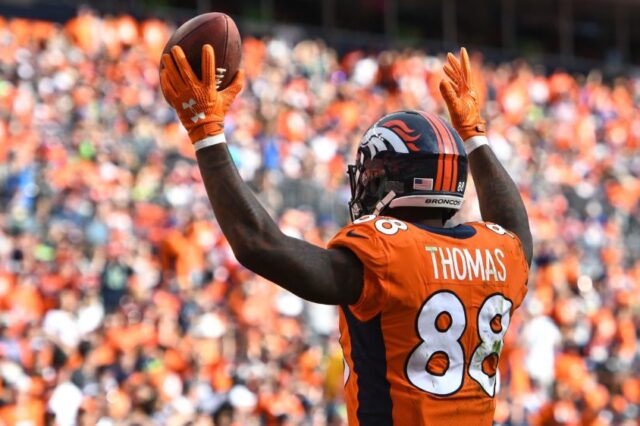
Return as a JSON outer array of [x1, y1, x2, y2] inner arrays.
[[507, 229, 530, 309], [328, 220, 389, 321]]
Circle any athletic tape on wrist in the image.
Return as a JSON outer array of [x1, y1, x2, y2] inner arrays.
[[193, 134, 227, 151], [464, 135, 489, 154]]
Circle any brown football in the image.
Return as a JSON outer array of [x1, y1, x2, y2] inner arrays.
[[161, 12, 241, 91]]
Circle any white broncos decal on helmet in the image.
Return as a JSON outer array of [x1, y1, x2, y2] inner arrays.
[[361, 126, 410, 159]]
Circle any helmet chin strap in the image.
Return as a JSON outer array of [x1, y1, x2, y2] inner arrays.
[[372, 191, 397, 216]]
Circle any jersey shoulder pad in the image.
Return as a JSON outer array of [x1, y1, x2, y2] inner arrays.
[[469, 221, 530, 299], [328, 215, 415, 272], [469, 221, 526, 256], [327, 215, 391, 271], [467, 221, 511, 235]]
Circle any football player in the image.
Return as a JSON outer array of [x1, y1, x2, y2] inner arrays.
[[160, 45, 532, 425]]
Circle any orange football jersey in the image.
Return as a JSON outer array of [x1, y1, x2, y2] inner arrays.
[[328, 215, 529, 426]]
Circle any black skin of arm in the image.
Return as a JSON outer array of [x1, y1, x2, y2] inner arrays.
[[468, 145, 533, 266], [196, 144, 364, 305]]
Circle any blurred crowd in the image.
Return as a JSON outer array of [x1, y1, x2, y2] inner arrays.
[[0, 9, 638, 426]]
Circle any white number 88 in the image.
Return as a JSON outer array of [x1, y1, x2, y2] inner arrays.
[[406, 291, 513, 397]]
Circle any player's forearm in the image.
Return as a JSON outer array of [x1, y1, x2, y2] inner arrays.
[[195, 144, 285, 263], [158, 43, 354, 298], [468, 145, 533, 265]]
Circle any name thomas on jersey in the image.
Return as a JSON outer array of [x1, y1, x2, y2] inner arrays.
[[425, 246, 507, 282]]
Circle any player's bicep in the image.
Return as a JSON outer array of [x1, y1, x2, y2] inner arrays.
[[244, 235, 364, 305], [279, 239, 364, 305]]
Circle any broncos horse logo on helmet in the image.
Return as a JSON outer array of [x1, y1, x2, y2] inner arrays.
[[348, 110, 468, 222]]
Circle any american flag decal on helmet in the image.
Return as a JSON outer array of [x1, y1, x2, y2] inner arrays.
[[413, 178, 434, 191]]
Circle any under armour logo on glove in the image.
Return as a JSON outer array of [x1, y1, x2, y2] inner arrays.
[[182, 98, 206, 123]]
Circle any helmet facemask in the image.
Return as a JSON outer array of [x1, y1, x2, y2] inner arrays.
[[348, 153, 400, 221]]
